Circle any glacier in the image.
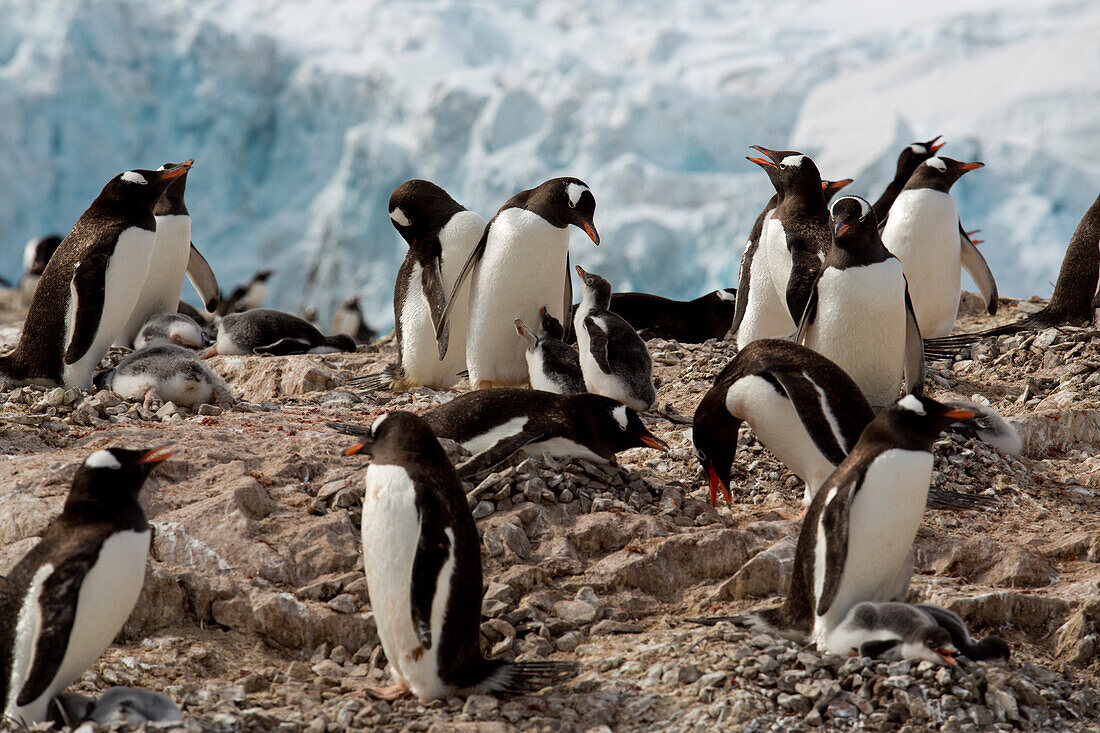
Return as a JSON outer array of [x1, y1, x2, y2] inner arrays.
[[0, 0, 1098, 330]]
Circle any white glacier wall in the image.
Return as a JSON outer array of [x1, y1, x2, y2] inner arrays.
[[1, 0, 1097, 329]]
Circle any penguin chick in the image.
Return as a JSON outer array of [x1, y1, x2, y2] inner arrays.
[[0, 445, 172, 725], [914, 604, 1011, 663], [205, 308, 356, 356], [573, 266, 655, 412], [134, 313, 208, 349], [103, 344, 235, 409], [345, 411, 578, 701], [515, 307, 584, 395], [827, 602, 959, 666], [87, 687, 182, 725]]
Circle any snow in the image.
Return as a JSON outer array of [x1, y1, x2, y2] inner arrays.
[[0, 0, 1097, 328]]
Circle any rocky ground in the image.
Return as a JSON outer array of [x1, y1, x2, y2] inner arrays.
[[0, 292, 1098, 732]]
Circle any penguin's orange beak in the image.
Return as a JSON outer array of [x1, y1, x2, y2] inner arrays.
[[345, 442, 366, 456], [747, 156, 775, 169], [959, 162, 984, 171], [137, 443, 175, 464], [944, 407, 978, 420], [638, 434, 669, 451], [937, 648, 959, 666], [835, 223, 851, 239], [929, 138, 946, 153], [575, 264, 586, 278], [200, 346, 218, 359], [160, 160, 193, 180], [708, 465, 732, 506], [824, 179, 853, 193]]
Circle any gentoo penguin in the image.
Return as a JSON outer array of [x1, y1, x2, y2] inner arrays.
[[576, 288, 738, 344], [515, 307, 584, 395], [101, 344, 234, 408], [133, 312, 207, 349], [330, 295, 377, 345], [747, 146, 832, 340], [733, 169, 852, 346], [0, 445, 172, 725], [344, 411, 577, 701], [573, 266, 655, 412], [881, 156, 997, 338], [925, 191, 1100, 357], [825, 601, 959, 665], [216, 269, 274, 315], [748, 395, 983, 645], [871, 136, 944, 223], [203, 308, 356, 356], [17, 235, 63, 308], [914, 603, 1011, 662], [435, 178, 599, 389], [795, 196, 924, 408], [389, 180, 485, 389], [86, 687, 182, 725], [0, 164, 191, 389], [115, 161, 221, 347], [330, 389, 667, 479]]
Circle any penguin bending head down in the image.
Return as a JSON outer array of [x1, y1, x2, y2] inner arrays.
[[344, 412, 577, 701], [0, 164, 192, 389], [0, 445, 172, 725]]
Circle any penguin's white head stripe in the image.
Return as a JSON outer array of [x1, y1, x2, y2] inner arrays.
[[371, 413, 389, 436], [121, 171, 148, 185], [909, 144, 927, 154], [85, 450, 122, 469], [832, 195, 872, 221], [780, 155, 804, 168], [611, 405, 628, 430], [898, 395, 926, 415], [389, 208, 411, 227], [925, 157, 947, 172], [566, 182, 589, 208]]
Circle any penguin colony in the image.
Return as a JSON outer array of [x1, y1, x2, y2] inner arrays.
[[0, 134, 1097, 728]]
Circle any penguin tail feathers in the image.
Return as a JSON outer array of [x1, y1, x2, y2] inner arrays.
[[922, 316, 1040, 360], [926, 486, 1000, 511], [346, 364, 401, 392], [686, 609, 809, 644], [481, 660, 579, 694], [969, 636, 1012, 663]]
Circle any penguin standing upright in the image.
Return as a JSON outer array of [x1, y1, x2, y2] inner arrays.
[[0, 164, 191, 389], [330, 295, 377, 345], [389, 180, 485, 389], [0, 445, 172, 725], [515, 307, 584, 395], [881, 157, 997, 338], [435, 178, 599, 390], [796, 195, 924, 409], [871, 136, 944, 223], [573, 266, 655, 412], [17, 235, 63, 308], [115, 161, 221, 347], [749, 147, 832, 339], [344, 412, 576, 701], [749, 395, 982, 645]]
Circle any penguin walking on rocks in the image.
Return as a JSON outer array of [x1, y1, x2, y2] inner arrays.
[[343, 412, 577, 701], [795, 195, 924, 409], [134, 313, 207, 349], [330, 295, 377, 346], [825, 602, 960, 664], [0, 445, 172, 725], [515, 307, 584, 394], [389, 180, 485, 389], [17, 235, 63, 308], [748, 395, 984, 646], [435, 178, 599, 390], [116, 161, 221, 347], [872, 136, 944, 223], [733, 178, 851, 343], [203, 308, 356, 357], [881, 157, 997, 338], [573, 266, 655, 412], [101, 344, 234, 409], [0, 164, 191, 389]]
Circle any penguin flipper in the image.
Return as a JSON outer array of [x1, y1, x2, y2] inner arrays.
[[64, 253, 109, 365], [562, 254, 574, 342], [326, 420, 374, 437], [793, 284, 819, 345], [816, 477, 858, 617], [959, 228, 998, 316], [902, 281, 925, 396], [186, 243, 221, 312], [859, 639, 902, 660], [766, 367, 848, 465], [785, 247, 821, 326], [410, 511, 452, 650], [456, 431, 547, 481], [253, 337, 312, 356], [435, 220, 491, 357], [583, 316, 613, 374], [731, 238, 756, 337], [419, 248, 449, 360]]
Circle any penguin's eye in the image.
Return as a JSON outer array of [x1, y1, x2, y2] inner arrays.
[[779, 164, 787, 171]]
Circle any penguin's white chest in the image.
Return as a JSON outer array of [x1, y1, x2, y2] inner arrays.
[[467, 210, 570, 386], [63, 226, 156, 388], [398, 261, 439, 383], [802, 262, 907, 408], [881, 190, 961, 337], [5, 529, 150, 724], [726, 375, 837, 500], [361, 464, 452, 700], [762, 217, 796, 315], [738, 221, 795, 347], [116, 214, 192, 347], [812, 449, 931, 644]]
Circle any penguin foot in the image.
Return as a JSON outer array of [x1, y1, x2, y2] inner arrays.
[[474, 380, 496, 390], [142, 387, 163, 412], [365, 682, 410, 701], [212, 386, 237, 408]]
